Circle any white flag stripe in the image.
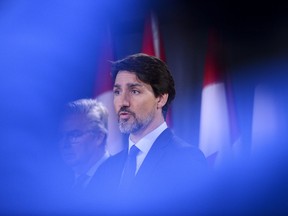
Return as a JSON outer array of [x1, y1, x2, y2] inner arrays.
[[251, 84, 280, 152], [151, 12, 160, 58], [97, 91, 123, 155], [199, 83, 231, 162]]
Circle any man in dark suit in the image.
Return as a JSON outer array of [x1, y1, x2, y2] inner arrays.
[[94, 53, 207, 214], [58, 98, 110, 196]]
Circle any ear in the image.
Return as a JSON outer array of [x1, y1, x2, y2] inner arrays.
[[157, 93, 169, 109]]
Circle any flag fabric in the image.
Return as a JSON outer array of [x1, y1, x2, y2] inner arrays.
[[199, 29, 241, 168], [251, 84, 283, 152], [94, 25, 123, 155], [250, 62, 288, 159], [142, 11, 166, 59], [141, 11, 173, 127]]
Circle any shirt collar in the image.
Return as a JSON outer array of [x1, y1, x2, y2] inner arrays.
[[128, 122, 168, 155]]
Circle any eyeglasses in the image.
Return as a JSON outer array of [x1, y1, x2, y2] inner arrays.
[[59, 130, 96, 143]]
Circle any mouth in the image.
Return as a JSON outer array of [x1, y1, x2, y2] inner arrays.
[[119, 110, 134, 122], [119, 111, 130, 119]]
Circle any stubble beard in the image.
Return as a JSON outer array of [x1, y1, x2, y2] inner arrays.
[[118, 111, 154, 134]]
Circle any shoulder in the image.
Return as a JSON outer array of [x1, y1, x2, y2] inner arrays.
[[161, 129, 205, 156], [157, 128, 207, 168], [90, 150, 127, 200], [174, 135, 205, 158], [98, 149, 126, 172]]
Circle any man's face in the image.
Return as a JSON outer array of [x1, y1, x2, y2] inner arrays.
[[113, 70, 163, 135], [58, 113, 98, 167]]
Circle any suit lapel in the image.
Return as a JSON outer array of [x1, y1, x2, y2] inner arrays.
[[135, 128, 173, 180]]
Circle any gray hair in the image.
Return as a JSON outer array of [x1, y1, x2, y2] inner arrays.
[[64, 98, 109, 144]]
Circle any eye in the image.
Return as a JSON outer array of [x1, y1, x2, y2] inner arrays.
[[131, 89, 140, 94], [68, 130, 83, 139], [113, 89, 120, 95]]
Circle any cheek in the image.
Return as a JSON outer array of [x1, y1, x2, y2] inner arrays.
[[72, 145, 87, 158], [113, 99, 118, 110], [113, 98, 121, 109], [135, 100, 156, 114], [83, 138, 97, 150]]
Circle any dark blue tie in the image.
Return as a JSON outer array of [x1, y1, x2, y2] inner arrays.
[[119, 145, 140, 190]]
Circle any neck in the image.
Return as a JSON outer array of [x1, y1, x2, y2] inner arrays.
[[130, 116, 165, 143]]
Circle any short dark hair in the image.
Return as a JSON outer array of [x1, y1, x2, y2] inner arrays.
[[111, 53, 176, 118]]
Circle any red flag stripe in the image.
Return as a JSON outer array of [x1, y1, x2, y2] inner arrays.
[[199, 28, 241, 168], [203, 29, 225, 87]]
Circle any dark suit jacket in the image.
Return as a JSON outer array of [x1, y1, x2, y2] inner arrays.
[[93, 128, 207, 213]]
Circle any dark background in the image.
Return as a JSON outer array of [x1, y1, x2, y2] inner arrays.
[[0, 0, 287, 214]]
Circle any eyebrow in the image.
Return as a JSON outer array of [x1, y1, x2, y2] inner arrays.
[[114, 83, 143, 88]]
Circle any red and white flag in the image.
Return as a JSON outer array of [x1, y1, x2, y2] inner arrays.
[[94, 25, 123, 155], [199, 29, 241, 168], [142, 11, 166, 59], [142, 11, 173, 127]]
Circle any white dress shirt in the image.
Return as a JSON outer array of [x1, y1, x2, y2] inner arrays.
[[128, 122, 168, 174]]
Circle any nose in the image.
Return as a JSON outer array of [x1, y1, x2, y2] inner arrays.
[[115, 90, 130, 108]]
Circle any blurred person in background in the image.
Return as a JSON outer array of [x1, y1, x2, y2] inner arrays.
[[58, 98, 110, 196]]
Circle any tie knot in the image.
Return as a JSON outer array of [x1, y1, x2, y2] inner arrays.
[[129, 145, 140, 157]]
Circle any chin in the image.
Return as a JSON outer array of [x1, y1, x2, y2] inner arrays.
[[119, 127, 131, 134], [119, 123, 132, 133]]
